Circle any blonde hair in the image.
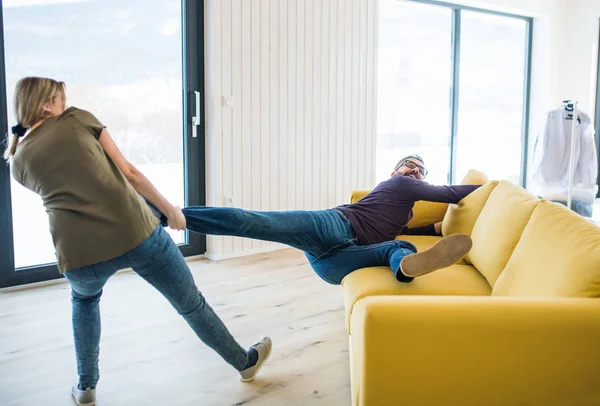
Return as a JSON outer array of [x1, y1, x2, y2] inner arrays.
[[4, 77, 65, 161]]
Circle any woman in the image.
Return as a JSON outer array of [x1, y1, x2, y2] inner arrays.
[[5, 77, 272, 406]]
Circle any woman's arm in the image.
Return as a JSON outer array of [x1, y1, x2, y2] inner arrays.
[[98, 128, 186, 230]]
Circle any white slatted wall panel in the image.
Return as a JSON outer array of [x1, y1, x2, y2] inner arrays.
[[204, 0, 378, 259]]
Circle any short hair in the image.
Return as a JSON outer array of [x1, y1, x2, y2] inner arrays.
[[394, 154, 425, 171]]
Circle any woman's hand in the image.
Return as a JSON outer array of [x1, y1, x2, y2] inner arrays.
[[99, 128, 186, 230], [167, 206, 186, 231]]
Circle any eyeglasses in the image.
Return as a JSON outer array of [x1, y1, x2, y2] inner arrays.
[[401, 160, 428, 177]]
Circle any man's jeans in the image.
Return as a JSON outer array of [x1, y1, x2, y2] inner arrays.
[[64, 226, 250, 389], [180, 207, 417, 285]]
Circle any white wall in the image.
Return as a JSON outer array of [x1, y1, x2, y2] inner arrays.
[[562, 0, 600, 115], [204, 0, 378, 259]]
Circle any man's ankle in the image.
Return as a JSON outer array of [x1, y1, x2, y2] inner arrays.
[[244, 348, 259, 370]]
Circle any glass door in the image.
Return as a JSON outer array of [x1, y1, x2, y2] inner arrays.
[[0, 0, 205, 288]]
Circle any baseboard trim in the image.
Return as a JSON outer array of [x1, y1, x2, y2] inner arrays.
[[205, 244, 287, 261]]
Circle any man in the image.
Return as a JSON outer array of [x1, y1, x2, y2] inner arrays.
[[150, 154, 480, 284]]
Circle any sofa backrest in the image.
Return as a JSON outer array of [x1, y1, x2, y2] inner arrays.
[[492, 200, 600, 298], [441, 181, 499, 264], [468, 181, 540, 286], [349, 190, 370, 204]]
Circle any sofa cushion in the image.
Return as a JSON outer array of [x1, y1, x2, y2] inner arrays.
[[407, 202, 449, 228], [461, 169, 489, 185], [469, 181, 540, 286], [396, 235, 467, 265], [492, 201, 600, 297], [442, 181, 499, 264], [350, 190, 370, 204], [341, 264, 491, 333]]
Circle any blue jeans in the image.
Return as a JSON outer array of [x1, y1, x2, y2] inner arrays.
[[181, 207, 417, 284], [63, 226, 250, 389]]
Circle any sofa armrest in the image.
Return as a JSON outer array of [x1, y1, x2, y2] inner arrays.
[[350, 295, 600, 406]]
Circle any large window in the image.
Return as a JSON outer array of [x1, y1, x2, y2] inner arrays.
[[376, 0, 532, 186], [0, 0, 206, 288]]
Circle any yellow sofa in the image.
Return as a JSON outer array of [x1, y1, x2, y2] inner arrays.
[[342, 174, 600, 406]]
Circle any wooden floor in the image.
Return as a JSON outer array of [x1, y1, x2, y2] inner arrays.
[[0, 249, 351, 406]]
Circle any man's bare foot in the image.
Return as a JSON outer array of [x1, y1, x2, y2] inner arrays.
[[399, 234, 473, 278]]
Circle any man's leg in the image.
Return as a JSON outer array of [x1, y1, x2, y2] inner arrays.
[[306, 239, 418, 284], [307, 234, 472, 285], [398, 234, 472, 277], [181, 207, 355, 254]]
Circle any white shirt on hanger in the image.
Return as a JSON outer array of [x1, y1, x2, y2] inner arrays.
[[529, 107, 598, 201]]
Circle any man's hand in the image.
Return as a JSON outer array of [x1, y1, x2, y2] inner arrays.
[[167, 206, 186, 231], [434, 221, 443, 235]]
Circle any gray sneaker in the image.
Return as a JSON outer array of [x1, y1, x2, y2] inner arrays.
[[71, 383, 95, 406], [239, 337, 272, 382]]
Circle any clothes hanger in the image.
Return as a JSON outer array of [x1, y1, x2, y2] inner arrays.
[[562, 100, 581, 123]]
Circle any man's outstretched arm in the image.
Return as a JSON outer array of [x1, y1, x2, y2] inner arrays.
[[400, 176, 481, 204]]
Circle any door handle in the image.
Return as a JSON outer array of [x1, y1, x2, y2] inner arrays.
[[192, 90, 201, 138]]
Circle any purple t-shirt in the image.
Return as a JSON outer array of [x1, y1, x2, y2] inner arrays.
[[336, 175, 481, 245]]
